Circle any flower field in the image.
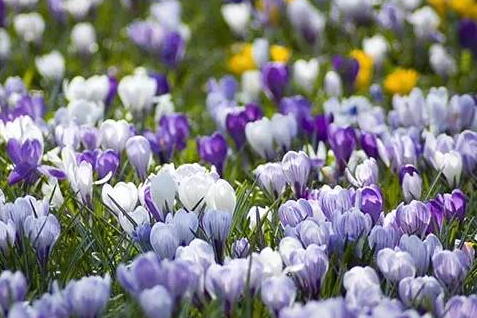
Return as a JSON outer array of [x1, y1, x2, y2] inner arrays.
[[0, 0, 476, 317]]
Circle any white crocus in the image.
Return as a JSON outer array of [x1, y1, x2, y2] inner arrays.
[[435, 150, 462, 187], [324, 70, 342, 97], [178, 172, 215, 212], [150, 168, 178, 213], [293, 58, 319, 93], [408, 6, 440, 41], [240, 70, 262, 103], [205, 179, 236, 214], [252, 38, 269, 68], [0, 115, 44, 144], [67, 99, 104, 125], [76, 161, 94, 205], [0, 30, 11, 59], [14, 12, 45, 43], [118, 71, 157, 114], [247, 206, 271, 230], [35, 51, 65, 81], [271, 113, 297, 150], [41, 178, 64, 208], [71, 22, 97, 54], [99, 119, 132, 152], [154, 94, 175, 122], [118, 206, 150, 236], [429, 44, 457, 78], [102, 182, 138, 215], [63, 75, 110, 102], [221, 2, 251, 36], [363, 35, 388, 66], [245, 118, 275, 159]]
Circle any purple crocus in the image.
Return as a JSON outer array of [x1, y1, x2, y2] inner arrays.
[[105, 75, 118, 107], [261, 62, 289, 101], [197, 132, 228, 175], [226, 103, 263, 149], [23, 214, 61, 269], [332, 55, 359, 91], [0, 0, 4, 28], [159, 113, 190, 151], [96, 150, 120, 179], [360, 132, 379, 159], [6, 139, 65, 185], [443, 295, 477, 318], [281, 151, 311, 198], [442, 189, 466, 222], [149, 73, 170, 96], [279, 96, 314, 134], [426, 197, 444, 234], [314, 113, 333, 142], [357, 185, 383, 224], [455, 130, 477, 173], [117, 252, 163, 296], [278, 199, 313, 228], [432, 250, 469, 291], [395, 200, 431, 236], [232, 238, 250, 258], [458, 19, 477, 57], [64, 275, 111, 318], [295, 219, 330, 248], [139, 285, 173, 318], [161, 32, 185, 68], [261, 275, 296, 315], [202, 209, 232, 263], [328, 125, 357, 171]]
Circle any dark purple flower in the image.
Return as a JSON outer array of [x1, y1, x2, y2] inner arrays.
[[226, 103, 262, 149], [332, 55, 359, 90], [328, 125, 357, 171], [197, 132, 228, 175], [289, 245, 329, 297], [79, 126, 100, 150], [15, 94, 45, 120], [0, 0, 4, 28], [7, 139, 65, 185], [149, 73, 170, 96], [105, 75, 118, 107], [426, 197, 444, 234], [279, 96, 314, 134], [161, 32, 185, 68], [360, 132, 378, 159], [77, 150, 99, 168], [159, 113, 189, 151], [314, 113, 333, 142], [96, 149, 120, 179], [357, 185, 383, 224], [458, 19, 477, 56], [261, 62, 289, 101]]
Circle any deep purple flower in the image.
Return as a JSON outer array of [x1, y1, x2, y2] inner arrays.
[[12, 94, 46, 121], [197, 132, 228, 175], [332, 55, 359, 90], [161, 32, 185, 68], [149, 73, 170, 96], [328, 126, 357, 171], [79, 126, 100, 150], [426, 197, 444, 234], [96, 149, 120, 179], [6, 139, 65, 185], [314, 113, 333, 142], [357, 185, 383, 224], [77, 150, 99, 168], [360, 132, 379, 159], [105, 75, 118, 107], [226, 103, 262, 149], [458, 19, 477, 56], [261, 62, 289, 101], [159, 113, 190, 151], [0, 0, 4, 28], [279, 96, 314, 134]]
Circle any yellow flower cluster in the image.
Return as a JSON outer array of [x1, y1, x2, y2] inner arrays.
[[428, 0, 477, 19], [384, 68, 420, 95], [350, 50, 373, 91], [228, 44, 291, 75]]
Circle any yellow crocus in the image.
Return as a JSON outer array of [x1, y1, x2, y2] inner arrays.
[[448, 0, 477, 20], [384, 68, 420, 95], [270, 45, 291, 63], [350, 49, 373, 90], [228, 43, 256, 75]]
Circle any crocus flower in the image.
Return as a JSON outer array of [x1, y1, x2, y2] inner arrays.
[[432, 250, 469, 291], [281, 151, 310, 198], [292, 59, 319, 93], [150, 222, 180, 260], [458, 19, 477, 56], [287, 0, 325, 45], [197, 132, 228, 175], [118, 206, 150, 238], [441, 189, 467, 222], [232, 238, 250, 258], [261, 275, 296, 315], [346, 157, 378, 188], [360, 132, 379, 159], [206, 262, 246, 311], [64, 275, 111, 318], [161, 32, 185, 68], [377, 248, 416, 283], [118, 71, 157, 115], [71, 22, 97, 55], [398, 276, 444, 314], [261, 62, 289, 101], [328, 125, 357, 171], [139, 286, 173, 318], [399, 165, 422, 203], [314, 113, 333, 142], [295, 219, 330, 249], [205, 179, 236, 214], [254, 162, 286, 198], [398, 234, 433, 276], [279, 96, 314, 134], [278, 199, 313, 228], [332, 55, 359, 92], [178, 171, 215, 212], [0, 271, 27, 316], [117, 252, 162, 296], [150, 168, 177, 216], [202, 209, 232, 262], [101, 182, 138, 216], [357, 185, 383, 224], [271, 113, 297, 151], [96, 150, 120, 179], [395, 200, 431, 236], [6, 138, 65, 185], [333, 208, 372, 242], [319, 185, 353, 221], [166, 209, 198, 246], [245, 117, 275, 159], [368, 225, 399, 253], [99, 119, 133, 152], [443, 295, 477, 318], [159, 113, 190, 152], [0, 0, 4, 27], [23, 214, 61, 269], [125, 135, 152, 180]]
